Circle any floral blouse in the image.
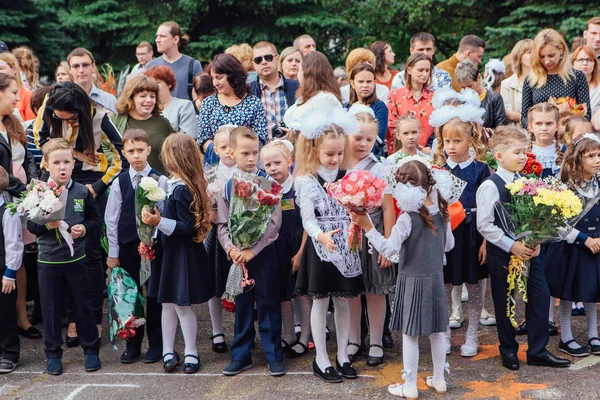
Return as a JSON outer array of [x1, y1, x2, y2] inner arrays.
[[386, 86, 435, 154], [197, 94, 269, 146]]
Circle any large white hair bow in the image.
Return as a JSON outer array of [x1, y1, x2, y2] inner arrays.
[[298, 107, 360, 140]]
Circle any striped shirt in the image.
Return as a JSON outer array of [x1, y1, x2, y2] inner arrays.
[[259, 77, 288, 138]]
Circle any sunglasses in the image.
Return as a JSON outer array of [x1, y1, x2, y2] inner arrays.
[[253, 54, 276, 64], [52, 111, 79, 121]]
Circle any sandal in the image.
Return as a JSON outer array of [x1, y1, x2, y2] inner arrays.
[[283, 340, 308, 359], [210, 333, 228, 354], [183, 354, 200, 374], [163, 352, 180, 373]]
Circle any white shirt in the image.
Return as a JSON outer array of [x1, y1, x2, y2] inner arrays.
[[105, 164, 168, 258], [281, 173, 294, 195], [365, 203, 454, 260], [1, 198, 23, 280], [476, 165, 517, 253], [295, 167, 339, 240]]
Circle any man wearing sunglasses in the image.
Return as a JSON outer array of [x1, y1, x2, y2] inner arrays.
[[67, 48, 117, 112], [249, 41, 299, 139]]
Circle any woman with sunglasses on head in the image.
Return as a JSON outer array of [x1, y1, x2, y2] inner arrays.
[[33, 81, 124, 343]]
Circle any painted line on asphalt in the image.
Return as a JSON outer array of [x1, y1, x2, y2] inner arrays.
[[13, 370, 376, 378], [62, 384, 141, 400], [570, 355, 600, 370]]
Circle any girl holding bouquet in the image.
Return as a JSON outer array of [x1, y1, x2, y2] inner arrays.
[[342, 105, 396, 366], [350, 160, 454, 398], [430, 101, 490, 357], [294, 108, 364, 383], [142, 133, 214, 374], [545, 134, 600, 357]]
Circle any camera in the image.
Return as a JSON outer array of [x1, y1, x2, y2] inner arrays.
[[271, 122, 288, 139]]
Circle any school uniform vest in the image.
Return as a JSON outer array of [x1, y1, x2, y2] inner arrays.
[[117, 168, 162, 245], [0, 205, 6, 270], [487, 173, 512, 256]]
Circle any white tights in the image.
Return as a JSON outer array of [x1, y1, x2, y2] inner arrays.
[[559, 300, 599, 348], [207, 297, 224, 344], [402, 332, 447, 388], [162, 303, 198, 364], [312, 297, 351, 371]]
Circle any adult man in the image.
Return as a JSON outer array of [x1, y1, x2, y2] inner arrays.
[[145, 21, 202, 100], [437, 34, 486, 91], [249, 41, 298, 138], [391, 32, 452, 91], [583, 17, 600, 58], [68, 48, 117, 112], [293, 34, 316, 56], [127, 42, 154, 80]]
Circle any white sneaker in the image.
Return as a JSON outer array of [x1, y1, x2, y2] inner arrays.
[[449, 307, 464, 329], [388, 383, 418, 399], [426, 376, 447, 393], [460, 337, 479, 357], [445, 336, 452, 355], [479, 308, 497, 326], [461, 284, 469, 302]]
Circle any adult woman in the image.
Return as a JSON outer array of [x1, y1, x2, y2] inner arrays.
[[340, 49, 389, 104], [0, 73, 40, 340], [279, 47, 302, 80], [224, 43, 257, 83], [571, 45, 600, 115], [0, 53, 34, 121], [34, 82, 124, 342], [386, 52, 434, 155], [501, 39, 532, 133], [144, 66, 198, 137], [112, 75, 174, 174], [55, 61, 72, 83], [521, 29, 591, 128], [369, 41, 399, 90], [455, 59, 507, 129], [198, 54, 268, 152], [192, 73, 216, 113], [12, 46, 39, 90], [347, 63, 388, 156], [283, 51, 343, 131]]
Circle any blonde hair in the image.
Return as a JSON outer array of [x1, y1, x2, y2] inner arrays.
[[0, 53, 22, 90], [345, 48, 376, 75], [295, 125, 346, 176], [510, 39, 533, 77], [490, 126, 527, 154], [225, 43, 254, 72], [527, 102, 560, 153], [341, 112, 378, 169], [213, 125, 236, 145], [261, 140, 293, 161], [116, 75, 161, 115], [529, 29, 573, 88], [433, 118, 486, 166], [42, 137, 74, 160], [395, 115, 421, 151], [229, 126, 258, 149]]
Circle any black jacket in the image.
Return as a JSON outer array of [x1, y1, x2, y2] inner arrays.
[[249, 74, 299, 112], [0, 134, 37, 196], [481, 90, 508, 129]]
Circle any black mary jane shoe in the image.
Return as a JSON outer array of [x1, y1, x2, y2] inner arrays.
[[548, 321, 559, 337], [183, 354, 200, 374], [283, 341, 308, 359], [347, 342, 362, 363], [163, 352, 180, 373], [559, 339, 589, 357], [211, 334, 228, 354], [365, 344, 385, 367], [589, 338, 600, 355], [335, 358, 357, 379], [382, 333, 394, 349], [66, 335, 79, 348], [19, 326, 42, 340], [312, 359, 342, 383]]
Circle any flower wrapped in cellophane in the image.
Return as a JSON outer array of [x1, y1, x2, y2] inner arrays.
[[135, 176, 166, 285], [205, 164, 234, 207], [326, 170, 387, 252], [108, 266, 146, 350], [496, 176, 586, 327], [7, 179, 73, 255], [223, 172, 282, 300]]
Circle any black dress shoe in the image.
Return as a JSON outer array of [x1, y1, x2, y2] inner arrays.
[[501, 353, 519, 370], [120, 348, 142, 364], [211, 334, 228, 354], [335, 358, 357, 379], [163, 352, 180, 373], [144, 346, 163, 364], [283, 341, 308, 359], [183, 354, 200, 374], [66, 335, 79, 348], [548, 321, 559, 336], [382, 333, 394, 349], [515, 321, 528, 336], [312, 359, 342, 383], [19, 326, 42, 340], [527, 352, 571, 368], [347, 341, 362, 363], [589, 338, 600, 355], [365, 344, 385, 367]]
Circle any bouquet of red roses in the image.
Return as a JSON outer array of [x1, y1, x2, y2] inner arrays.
[[327, 170, 387, 252], [520, 152, 543, 177]]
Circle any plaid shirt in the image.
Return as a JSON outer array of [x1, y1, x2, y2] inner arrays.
[[259, 77, 288, 138]]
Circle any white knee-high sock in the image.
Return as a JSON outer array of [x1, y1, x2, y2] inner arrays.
[[429, 332, 447, 382], [402, 334, 419, 388], [348, 296, 362, 355], [466, 283, 484, 344], [333, 296, 351, 364], [445, 283, 453, 336], [161, 303, 179, 360], [208, 297, 224, 344], [549, 297, 556, 322], [560, 300, 575, 346], [311, 297, 331, 371], [366, 293, 385, 357], [174, 305, 199, 363], [584, 302, 599, 343], [281, 300, 296, 345]]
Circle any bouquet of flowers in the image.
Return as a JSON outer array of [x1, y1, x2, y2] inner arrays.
[[496, 176, 584, 327], [549, 96, 587, 117], [205, 165, 234, 206], [7, 179, 73, 256], [107, 266, 146, 350], [520, 152, 543, 177], [223, 173, 282, 300], [135, 176, 166, 285], [326, 170, 387, 252], [485, 151, 498, 171]]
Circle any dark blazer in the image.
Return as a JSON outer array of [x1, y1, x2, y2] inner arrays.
[[0, 133, 37, 196], [481, 90, 508, 129], [249, 73, 299, 111]]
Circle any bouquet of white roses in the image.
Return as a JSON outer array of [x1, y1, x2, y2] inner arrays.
[[136, 176, 166, 284]]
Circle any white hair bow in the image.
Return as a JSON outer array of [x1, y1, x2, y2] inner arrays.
[[298, 107, 360, 140]]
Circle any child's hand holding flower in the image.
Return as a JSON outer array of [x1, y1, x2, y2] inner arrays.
[[141, 207, 161, 226], [349, 212, 373, 232]]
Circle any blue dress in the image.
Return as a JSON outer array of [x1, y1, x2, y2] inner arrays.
[[148, 184, 214, 305], [444, 160, 490, 285]]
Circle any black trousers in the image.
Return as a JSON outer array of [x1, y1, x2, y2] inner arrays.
[[487, 245, 549, 358], [0, 271, 19, 362], [38, 258, 100, 358], [119, 240, 162, 350]]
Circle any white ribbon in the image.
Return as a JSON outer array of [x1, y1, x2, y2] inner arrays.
[[58, 220, 74, 257]]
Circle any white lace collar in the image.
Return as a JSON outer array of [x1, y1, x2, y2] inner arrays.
[[318, 165, 339, 183], [167, 178, 184, 196], [446, 156, 474, 169]]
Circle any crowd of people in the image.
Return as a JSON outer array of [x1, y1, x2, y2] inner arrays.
[[1, 16, 600, 398]]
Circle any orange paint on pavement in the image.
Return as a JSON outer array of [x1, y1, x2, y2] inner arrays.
[[369, 363, 431, 391], [461, 373, 548, 400], [471, 344, 529, 362]]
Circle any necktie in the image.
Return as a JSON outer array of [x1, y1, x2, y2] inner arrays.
[[134, 173, 142, 189]]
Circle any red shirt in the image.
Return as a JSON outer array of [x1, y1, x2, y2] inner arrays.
[[386, 86, 435, 154]]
